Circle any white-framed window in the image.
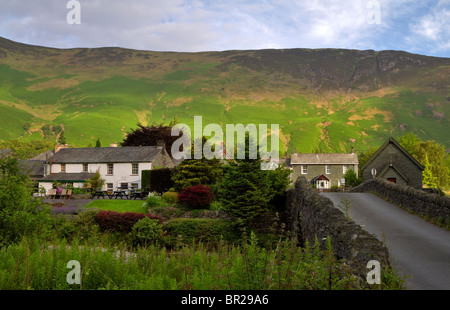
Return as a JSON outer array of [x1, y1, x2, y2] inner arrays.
[[325, 165, 331, 174], [106, 183, 113, 192], [301, 165, 308, 174], [343, 165, 349, 174], [82, 163, 88, 172], [107, 163, 114, 175], [61, 164, 66, 172], [131, 163, 139, 175], [131, 183, 139, 190]]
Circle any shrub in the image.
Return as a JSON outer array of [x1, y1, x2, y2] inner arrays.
[[95, 210, 162, 233], [161, 191, 178, 203], [145, 195, 164, 209], [178, 185, 213, 209], [147, 168, 174, 194], [131, 217, 164, 246], [164, 218, 241, 247], [73, 209, 101, 240]]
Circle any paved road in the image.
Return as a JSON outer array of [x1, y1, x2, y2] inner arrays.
[[321, 192, 450, 290]]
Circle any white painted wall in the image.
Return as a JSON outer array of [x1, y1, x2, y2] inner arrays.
[[43, 162, 152, 193]]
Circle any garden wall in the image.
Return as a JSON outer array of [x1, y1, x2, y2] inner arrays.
[[284, 177, 390, 280], [350, 178, 450, 224]]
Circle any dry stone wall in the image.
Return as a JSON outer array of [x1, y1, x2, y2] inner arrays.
[[284, 177, 391, 280], [350, 178, 450, 224]]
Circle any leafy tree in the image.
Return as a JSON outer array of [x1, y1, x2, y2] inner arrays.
[[95, 138, 102, 147], [86, 169, 105, 191], [216, 134, 289, 225], [422, 155, 438, 188], [0, 139, 54, 159], [398, 133, 449, 188], [343, 169, 362, 187], [121, 119, 180, 157], [58, 130, 67, 144], [0, 156, 51, 245], [171, 137, 223, 191]]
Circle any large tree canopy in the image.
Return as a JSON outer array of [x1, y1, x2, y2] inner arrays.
[[121, 120, 181, 157]]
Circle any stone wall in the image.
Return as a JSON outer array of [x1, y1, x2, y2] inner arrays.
[[284, 177, 391, 280], [350, 178, 450, 223]]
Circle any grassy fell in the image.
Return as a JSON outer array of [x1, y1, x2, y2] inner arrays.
[[0, 37, 449, 152]]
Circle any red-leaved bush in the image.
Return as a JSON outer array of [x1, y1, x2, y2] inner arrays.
[[178, 185, 214, 209], [95, 211, 162, 232]]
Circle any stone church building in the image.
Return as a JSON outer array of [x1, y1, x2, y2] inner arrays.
[[361, 137, 424, 189]]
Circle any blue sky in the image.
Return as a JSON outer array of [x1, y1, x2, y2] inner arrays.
[[1, 0, 449, 57]]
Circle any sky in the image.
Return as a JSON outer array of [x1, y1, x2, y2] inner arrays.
[[0, 0, 449, 57]]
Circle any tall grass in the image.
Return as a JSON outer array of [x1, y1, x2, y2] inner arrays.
[[0, 234, 370, 290]]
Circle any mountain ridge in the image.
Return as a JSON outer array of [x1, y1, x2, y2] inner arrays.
[[0, 36, 448, 153]]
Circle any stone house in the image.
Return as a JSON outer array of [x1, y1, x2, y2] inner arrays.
[[361, 137, 423, 189], [290, 151, 359, 189], [38, 144, 174, 195]]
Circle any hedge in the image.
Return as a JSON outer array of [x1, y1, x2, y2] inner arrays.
[[95, 210, 162, 232], [164, 218, 241, 247]]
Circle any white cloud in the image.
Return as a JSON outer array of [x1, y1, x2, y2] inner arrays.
[[0, 0, 448, 56]]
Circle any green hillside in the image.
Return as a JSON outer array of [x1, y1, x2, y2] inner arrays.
[[0, 37, 448, 154]]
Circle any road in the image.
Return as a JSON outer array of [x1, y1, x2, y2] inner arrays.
[[321, 192, 450, 290]]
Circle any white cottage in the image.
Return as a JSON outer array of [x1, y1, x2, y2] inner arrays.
[[38, 145, 174, 195]]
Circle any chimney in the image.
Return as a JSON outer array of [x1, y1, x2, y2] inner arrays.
[[350, 147, 354, 154], [156, 140, 165, 150], [110, 142, 117, 147], [55, 143, 68, 153]]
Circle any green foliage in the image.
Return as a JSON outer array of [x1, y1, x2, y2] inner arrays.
[[344, 169, 362, 187], [161, 191, 178, 203], [95, 138, 102, 147], [0, 156, 52, 245], [164, 218, 242, 247], [398, 132, 449, 188], [145, 194, 165, 209], [86, 169, 105, 191], [339, 198, 353, 220], [171, 137, 223, 191], [218, 159, 273, 225], [0, 139, 54, 159], [422, 155, 438, 188], [131, 217, 164, 247]]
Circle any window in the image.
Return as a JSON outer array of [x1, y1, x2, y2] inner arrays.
[[61, 164, 66, 172], [120, 183, 128, 190], [106, 183, 113, 192], [107, 163, 114, 175], [301, 165, 308, 174], [82, 163, 88, 172], [132, 163, 139, 175], [325, 165, 331, 174], [343, 165, 349, 174], [131, 183, 138, 190]]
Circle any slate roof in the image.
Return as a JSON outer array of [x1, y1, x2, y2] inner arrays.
[[291, 153, 358, 165], [361, 137, 424, 171], [39, 172, 94, 182], [50, 146, 164, 164], [18, 160, 46, 177]]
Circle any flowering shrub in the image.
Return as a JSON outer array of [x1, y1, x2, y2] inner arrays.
[[95, 210, 162, 232], [178, 185, 213, 209]]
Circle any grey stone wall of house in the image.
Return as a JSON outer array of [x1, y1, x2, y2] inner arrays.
[[362, 143, 422, 189], [283, 177, 391, 281], [291, 164, 357, 187], [351, 178, 450, 224]]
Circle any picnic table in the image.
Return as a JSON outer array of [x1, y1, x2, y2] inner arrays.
[[129, 190, 149, 200], [91, 191, 109, 199], [110, 190, 129, 199]]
